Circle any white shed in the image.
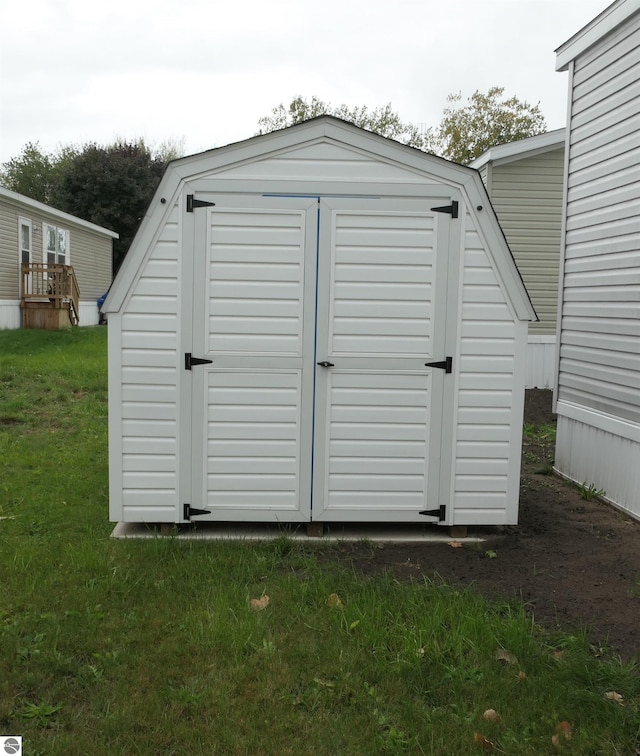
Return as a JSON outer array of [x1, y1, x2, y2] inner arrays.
[[103, 117, 535, 528], [554, 0, 640, 520]]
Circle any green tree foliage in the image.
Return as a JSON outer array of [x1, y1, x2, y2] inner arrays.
[[56, 140, 166, 272], [257, 89, 546, 166], [433, 87, 547, 164], [257, 95, 432, 150], [1, 138, 184, 272], [0, 142, 77, 205]]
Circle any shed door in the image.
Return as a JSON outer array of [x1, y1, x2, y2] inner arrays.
[[312, 198, 448, 522], [189, 193, 452, 523], [189, 195, 318, 522]]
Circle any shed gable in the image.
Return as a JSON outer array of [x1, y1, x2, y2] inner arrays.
[[205, 139, 447, 184], [105, 118, 534, 322]]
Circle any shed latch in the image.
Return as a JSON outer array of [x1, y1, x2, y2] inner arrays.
[[185, 353, 213, 370], [430, 201, 459, 219], [425, 356, 453, 373], [419, 505, 446, 521], [183, 504, 211, 520], [186, 194, 216, 212]]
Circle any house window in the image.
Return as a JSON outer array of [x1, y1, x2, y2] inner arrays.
[[19, 217, 32, 265], [44, 223, 70, 265]]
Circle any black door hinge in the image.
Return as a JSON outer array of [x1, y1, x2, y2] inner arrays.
[[419, 505, 446, 521], [185, 353, 213, 370], [186, 194, 216, 212], [183, 504, 210, 520], [425, 356, 453, 373], [430, 201, 459, 218]]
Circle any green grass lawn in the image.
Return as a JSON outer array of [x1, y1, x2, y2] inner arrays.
[[1, 327, 638, 754]]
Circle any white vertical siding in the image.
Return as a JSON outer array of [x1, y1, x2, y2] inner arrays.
[[453, 220, 523, 525], [117, 204, 180, 521], [525, 336, 557, 389], [79, 302, 100, 326], [0, 301, 21, 329], [556, 410, 640, 520], [559, 12, 640, 425]]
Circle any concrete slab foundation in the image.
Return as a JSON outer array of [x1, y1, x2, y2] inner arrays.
[[111, 521, 489, 543]]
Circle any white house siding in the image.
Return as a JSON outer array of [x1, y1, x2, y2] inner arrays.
[[110, 203, 180, 522], [555, 6, 640, 518], [452, 218, 524, 525], [560, 14, 640, 423]]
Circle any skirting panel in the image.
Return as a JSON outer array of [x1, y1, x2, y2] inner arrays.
[[0, 300, 20, 330], [525, 335, 556, 389], [555, 409, 640, 521], [0, 300, 100, 329], [79, 302, 100, 326]]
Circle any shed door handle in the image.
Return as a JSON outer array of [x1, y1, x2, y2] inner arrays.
[[317, 361, 334, 368]]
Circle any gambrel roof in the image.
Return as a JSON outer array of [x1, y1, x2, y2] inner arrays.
[[104, 116, 535, 321]]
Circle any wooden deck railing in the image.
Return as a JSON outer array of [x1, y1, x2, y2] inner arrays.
[[21, 263, 80, 326]]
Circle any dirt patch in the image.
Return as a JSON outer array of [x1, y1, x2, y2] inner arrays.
[[322, 390, 640, 661]]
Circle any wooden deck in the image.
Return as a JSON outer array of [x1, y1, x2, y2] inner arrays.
[[21, 263, 80, 329]]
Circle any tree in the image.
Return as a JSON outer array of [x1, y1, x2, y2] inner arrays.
[[56, 140, 167, 272], [433, 87, 546, 165], [1, 138, 184, 272], [0, 142, 77, 204], [257, 96, 432, 150]]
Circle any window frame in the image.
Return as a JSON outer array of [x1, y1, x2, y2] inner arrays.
[[43, 222, 70, 266], [18, 216, 32, 267]]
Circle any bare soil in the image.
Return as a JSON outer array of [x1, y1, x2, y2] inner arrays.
[[323, 390, 640, 661]]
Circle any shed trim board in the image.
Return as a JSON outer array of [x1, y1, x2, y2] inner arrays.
[[104, 117, 534, 527]]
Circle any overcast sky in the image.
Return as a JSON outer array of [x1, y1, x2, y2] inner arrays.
[[0, 0, 609, 165]]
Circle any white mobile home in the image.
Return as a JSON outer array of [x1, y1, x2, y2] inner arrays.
[[0, 187, 117, 329], [103, 117, 535, 528], [555, 0, 640, 519], [471, 130, 565, 389]]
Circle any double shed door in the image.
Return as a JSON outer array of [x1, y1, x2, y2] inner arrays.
[[189, 192, 453, 523]]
